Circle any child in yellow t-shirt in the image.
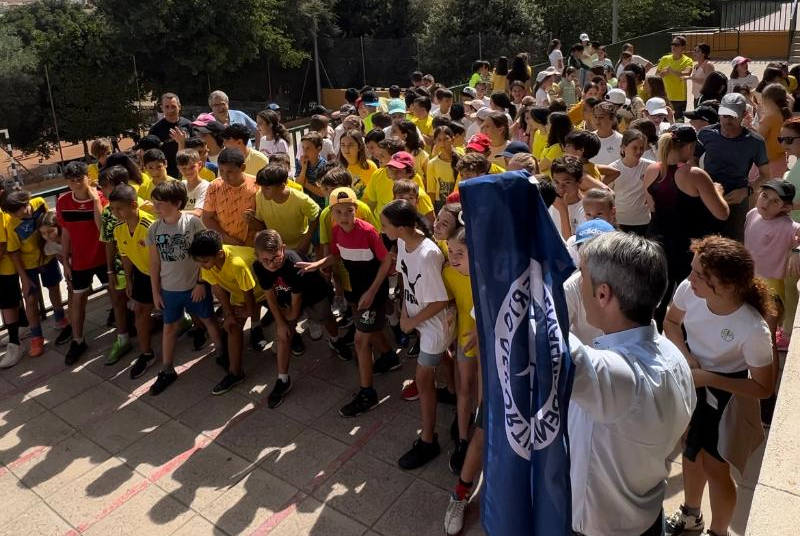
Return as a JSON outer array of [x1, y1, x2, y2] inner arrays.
[[139, 149, 177, 204], [109, 184, 156, 371], [4, 191, 68, 358], [88, 138, 113, 184], [190, 229, 265, 396], [386, 151, 435, 225], [426, 126, 460, 210], [338, 130, 377, 198]]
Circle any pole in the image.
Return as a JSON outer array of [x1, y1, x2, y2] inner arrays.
[[612, 0, 619, 43], [43, 65, 65, 166], [132, 55, 144, 129], [313, 28, 322, 105], [267, 58, 273, 101], [360, 36, 367, 86], [478, 32, 483, 59]]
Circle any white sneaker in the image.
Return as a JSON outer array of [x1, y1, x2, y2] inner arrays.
[[332, 295, 347, 316], [0, 343, 24, 369], [665, 505, 704, 535], [308, 320, 323, 341], [444, 494, 467, 535]]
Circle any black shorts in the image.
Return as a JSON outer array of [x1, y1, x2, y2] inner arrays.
[[72, 265, 109, 293], [347, 281, 388, 333], [0, 274, 21, 310], [684, 369, 748, 463], [131, 267, 153, 305]]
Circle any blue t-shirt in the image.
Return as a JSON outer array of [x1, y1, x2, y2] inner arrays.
[[695, 124, 768, 192], [299, 157, 327, 208]]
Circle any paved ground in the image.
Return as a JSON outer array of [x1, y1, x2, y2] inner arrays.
[[0, 290, 774, 536]]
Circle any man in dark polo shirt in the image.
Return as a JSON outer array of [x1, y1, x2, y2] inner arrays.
[[693, 93, 769, 241], [148, 93, 193, 177]]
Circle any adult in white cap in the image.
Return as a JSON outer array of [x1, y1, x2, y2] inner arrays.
[[656, 35, 694, 120], [579, 32, 595, 64], [693, 93, 770, 241], [728, 56, 759, 93]]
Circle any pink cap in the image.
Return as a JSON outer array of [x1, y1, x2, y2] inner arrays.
[[386, 151, 415, 170], [191, 112, 216, 127]]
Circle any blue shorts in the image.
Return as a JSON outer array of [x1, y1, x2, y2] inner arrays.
[[161, 285, 213, 324], [25, 258, 63, 293]]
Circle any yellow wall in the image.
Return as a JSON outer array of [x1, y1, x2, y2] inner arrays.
[[684, 31, 789, 60]]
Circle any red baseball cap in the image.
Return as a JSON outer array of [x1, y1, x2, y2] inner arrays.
[[466, 133, 491, 153], [386, 151, 416, 170]]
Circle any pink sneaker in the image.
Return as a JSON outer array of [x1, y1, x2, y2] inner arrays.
[[776, 329, 790, 351], [401, 380, 419, 401]]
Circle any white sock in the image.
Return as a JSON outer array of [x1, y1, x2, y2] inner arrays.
[[74, 337, 84, 344], [278, 373, 289, 382], [118, 333, 129, 344]]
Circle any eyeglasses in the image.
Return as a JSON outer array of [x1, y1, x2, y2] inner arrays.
[[778, 136, 800, 144]]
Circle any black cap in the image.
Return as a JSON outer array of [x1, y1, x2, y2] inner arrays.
[[195, 120, 225, 135], [668, 124, 697, 143], [134, 134, 162, 150], [762, 178, 796, 203], [684, 106, 719, 124], [308, 104, 331, 116]]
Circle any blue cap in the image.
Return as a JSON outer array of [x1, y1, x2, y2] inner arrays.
[[387, 98, 406, 115], [267, 103, 280, 111], [501, 141, 530, 158], [574, 219, 615, 244]]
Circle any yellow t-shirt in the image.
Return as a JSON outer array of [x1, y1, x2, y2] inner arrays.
[[0, 212, 19, 275], [584, 162, 602, 182], [88, 163, 100, 184], [201, 245, 265, 306], [436, 239, 449, 261], [348, 160, 377, 199], [542, 144, 564, 177], [532, 130, 548, 161], [442, 265, 477, 357], [113, 210, 156, 275], [199, 166, 216, 182], [656, 54, 693, 102], [244, 149, 270, 176], [567, 103, 583, 125], [363, 168, 434, 229], [426, 156, 457, 206], [254, 188, 320, 249], [7, 197, 48, 270], [319, 200, 377, 245], [412, 116, 434, 140], [413, 150, 430, 178], [492, 72, 507, 94], [137, 175, 177, 202]]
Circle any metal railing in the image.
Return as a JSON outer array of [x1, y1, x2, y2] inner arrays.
[[717, 0, 796, 31], [789, 0, 799, 58]]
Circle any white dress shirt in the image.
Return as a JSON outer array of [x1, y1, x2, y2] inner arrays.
[[568, 323, 696, 536]]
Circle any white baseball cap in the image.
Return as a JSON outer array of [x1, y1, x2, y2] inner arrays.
[[580, 33, 590, 42], [605, 88, 631, 107], [645, 97, 668, 116]]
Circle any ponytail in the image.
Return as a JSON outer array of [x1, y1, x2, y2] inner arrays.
[[382, 199, 432, 238], [656, 133, 674, 170], [762, 83, 792, 120], [744, 278, 776, 320]]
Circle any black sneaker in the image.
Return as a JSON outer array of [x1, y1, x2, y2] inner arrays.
[[398, 434, 441, 470], [260, 309, 275, 327], [149, 370, 178, 396], [373, 352, 401, 375], [449, 439, 469, 475], [450, 413, 459, 443], [406, 338, 420, 357], [339, 388, 379, 417], [215, 350, 230, 372], [189, 327, 207, 351], [339, 325, 355, 345], [249, 325, 267, 351], [267, 377, 293, 408], [329, 337, 353, 361], [130, 352, 155, 379], [64, 340, 88, 365], [211, 372, 245, 396], [437, 386, 457, 405], [54, 324, 73, 346], [290, 333, 306, 356]]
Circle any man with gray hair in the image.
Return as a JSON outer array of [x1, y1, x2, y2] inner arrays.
[[149, 92, 193, 177], [569, 231, 696, 536], [208, 90, 258, 134]]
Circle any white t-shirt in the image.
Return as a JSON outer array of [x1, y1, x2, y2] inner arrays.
[[564, 271, 603, 345], [535, 88, 550, 107], [728, 74, 759, 93], [549, 201, 586, 236], [259, 137, 296, 174], [183, 179, 209, 212], [397, 237, 449, 354], [672, 279, 772, 373], [590, 131, 623, 166], [608, 158, 653, 226], [616, 55, 652, 77], [549, 49, 564, 69], [643, 146, 658, 162]]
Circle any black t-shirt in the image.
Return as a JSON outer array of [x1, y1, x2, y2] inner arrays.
[[252, 250, 330, 307], [149, 117, 193, 177]]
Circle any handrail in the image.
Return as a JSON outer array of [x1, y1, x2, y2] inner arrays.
[[790, 0, 799, 59]]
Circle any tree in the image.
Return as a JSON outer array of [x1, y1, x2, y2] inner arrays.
[[417, 0, 544, 85], [94, 0, 308, 95], [2, 0, 138, 154], [332, 0, 429, 38]]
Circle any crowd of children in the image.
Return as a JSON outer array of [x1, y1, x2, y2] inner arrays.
[[2, 42, 799, 536]]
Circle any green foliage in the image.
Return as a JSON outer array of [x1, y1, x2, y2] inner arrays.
[[94, 0, 307, 90], [417, 0, 544, 85], [332, 0, 428, 38]]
